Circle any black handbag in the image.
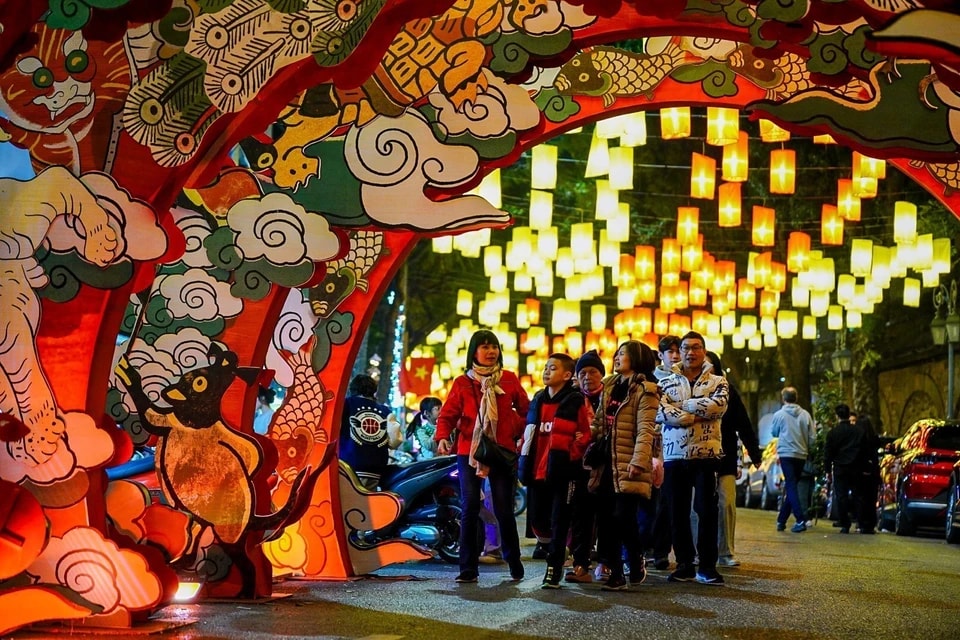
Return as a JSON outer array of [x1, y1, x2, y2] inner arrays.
[[474, 433, 518, 468], [583, 432, 611, 469]]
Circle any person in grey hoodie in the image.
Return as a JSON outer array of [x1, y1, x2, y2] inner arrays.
[[770, 387, 816, 533]]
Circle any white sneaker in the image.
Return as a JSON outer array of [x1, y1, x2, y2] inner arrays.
[[717, 556, 740, 567]]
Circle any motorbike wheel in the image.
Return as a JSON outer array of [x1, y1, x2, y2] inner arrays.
[[436, 504, 463, 564], [514, 485, 527, 516]]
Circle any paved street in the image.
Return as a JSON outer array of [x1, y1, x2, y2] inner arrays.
[[18, 509, 960, 639]]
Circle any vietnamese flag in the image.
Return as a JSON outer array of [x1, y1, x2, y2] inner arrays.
[[400, 357, 435, 396]]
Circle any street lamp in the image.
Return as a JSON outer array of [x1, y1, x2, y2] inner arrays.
[[930, 280, 960, 419], [831, 331, 852, 392]]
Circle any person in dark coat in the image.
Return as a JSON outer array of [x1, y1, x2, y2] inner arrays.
[[854, 413, 880, 534], [706, 352, 763, 567], [824, 403, 864, 534]]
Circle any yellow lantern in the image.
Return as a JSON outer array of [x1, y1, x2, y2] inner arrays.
[[769, 149, 796, 194], [682, 237, 703, 272], [934, 237, 952, 274], [759, 119, 791, 143], [813, 134, 836, 144], [456, 289, 473, 316], [718, 182, 742, 227], [654, 309, 670, 335], [467, 168, 502, 208], [565, 329, 583, 357], [598, 230, 620, 268], [837, 274, 856, 306], [637, 279, 657, 303], [617, 254, 636, 287], [837, 178, 861, 221], [531, 144, 557, 190], [706, 107, 739, 146], [721, 311, 737, 335], [691, 152, 716, 199], [721, 130, 749, 182], [571, 222, 594, 255], [769, 262, 787, 292], [752, 206, 776, 247], [635, 245, 656, 281], [516, 303, 530, 329], [432, 235, 453, 254], [777, 310, 799, 338], [791, 276, 810, 308], [760, 290, 780, 317], [850, 238, 873, 277], [514, 270, 532, 292], [660, 285, 677, 314], [526, 298, 541, 325], [660, 106, 691, 140], [662, 238, 681, 274], [594, 179, 618, 221], [608, 146, 634, 190], [617, 286, 636, 310], [689, 284, 708, 306], [584, 134, 610, 178], [737, 278, 756, 309], [489, 271, 507, 293], [893, 201, 917, 244], [854, 151, 886, 180], [787, 231, 811, 273], [802, 315, 817, 340], [852, 158, 878, 198], [620, 111, 648, 147], [827, 305, 844, 330], [484, 246, 503, 277], [903, 277, 921, 307], [607, 202, 630, 243], [872, 245, 891, 286], [740, 314, 758, 339], [676, 206, 700, 245], [809, 291, 829, 317], [556, 246, 574, 278], [847, 310, 862, 328], [821, 204, 844, 246], [529, 189, 553, 230], [537, 226, 558, 261], [595, 115, 626, 140]]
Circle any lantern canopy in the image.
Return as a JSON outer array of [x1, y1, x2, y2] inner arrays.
[[690, 152, 716, 199], [660, 106, 691, 140], [531, 144, 557, 190], [706, 107, 739, 146], [769, 148, 796, 194], [721, 131, 749, 182], [718, 182, 742, 227]]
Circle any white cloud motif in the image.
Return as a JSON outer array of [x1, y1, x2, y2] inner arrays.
[[430, 71, 540, 139], [267, 288, 318, 388], [172, 206, 214, 268], [158, 269, 243, 321], [227, 192, 340, 265]]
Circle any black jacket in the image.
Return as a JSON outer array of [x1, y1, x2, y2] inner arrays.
[[825, 419, 863, 470], [719, 385, 762, 477]]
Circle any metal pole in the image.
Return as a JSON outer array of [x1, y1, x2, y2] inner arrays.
[[949, 341, 955, 420]]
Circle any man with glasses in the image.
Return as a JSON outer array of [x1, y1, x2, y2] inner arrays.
[[657, 331, 728, 585]]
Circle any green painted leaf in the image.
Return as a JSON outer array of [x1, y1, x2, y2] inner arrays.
[[535, 88, 580, 123], [486, 30, 573, 75], [205, 227, 242, 270], [671, 61, 739, 98], [845, 25, 884, 71], [311, 311, 354, 372], [45, 0, 132, 30], [807, 29, 849, 76], [756, 0, 809, 23]]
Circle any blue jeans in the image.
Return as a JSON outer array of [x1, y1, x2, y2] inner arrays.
[[778, 456, 807, 525], [458, 455, 521, 574]]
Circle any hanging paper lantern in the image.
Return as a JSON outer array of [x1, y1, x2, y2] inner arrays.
[[690, 152, 716, 199], [617, 254, 636, 287], [682, 237, 703, 272], [718, 182, 742, 227], [529, 189, 553, 230], [531, 144, 558, 190], [617, 286, 636, 310], [791, 277, 810, 308], [537, 226, 558, 261], [456, 289, 473, 316], [759, 290, 780, 317], [777, 310, 799, 338], [821, 204, 844, 245], [740, 314, 758, 339], [827, 305, 844, 330], [847, 309, 862, 328], [455, 228, 489, 257], [850, 238, 873, 277], [837, 274, 856, 306], [768, 262, 787, 292], [787, 231, 811, 273], [676, 206, 700, 245], [571, 222, 594, 256], [594, 179, 618, 221], [489, 271, 507, 293], [661, 238, 681, 275], [591, 304, 607, 333], [595, 115, 626, 139], [813, 134, 836, 144], [871, 245, 891, 285], [759, 119, 791, 143], [516, 303, 530, 329], [837, 178, 861, 221], [620, 111, 647, 147], [432, 235, 453, 254], [607, 202, 630, 243], [689, 284, 708, 306], [852, 158, 878, 198], [635, 245, 656, 281], [769, 149, 796, 194], [802, 315, 817, 340], [584, 133, 610, 178], [721, 131, 749, 182], [706, 107, 739, 146], [737, 278, 756, 309], [660, 106, 691, 139], [809, 291, 830, 317], [853, 151, 886, 180], [903, 277, 921, 307], [893, 201, 917, 244], [637, 279, 657, 303], [467, 168, 502, 207], [752, 206, 776, 246], [608, 146, 634, 190], [484, 246, 503, 277], [514, 270, 532, 292], [934, 237, 952, 274]]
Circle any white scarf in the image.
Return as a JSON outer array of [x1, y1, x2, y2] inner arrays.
[[467, 364, 503, 478]]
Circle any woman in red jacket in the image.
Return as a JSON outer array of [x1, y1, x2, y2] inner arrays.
[[436, 329, 530, 584]]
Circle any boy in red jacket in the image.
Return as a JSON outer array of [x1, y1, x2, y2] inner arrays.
[[519, 353, 592, 589]]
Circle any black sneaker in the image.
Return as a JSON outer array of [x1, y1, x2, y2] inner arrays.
[[509, 559, 525, 582], [531, 542, 549, 560], [776, 522, 787, 532], [600, 574, 628, 591], [541, 566, 561, 589], [667, 563, 696, 582], [455, 571, 478, 583], [695, 569, 725, 586]]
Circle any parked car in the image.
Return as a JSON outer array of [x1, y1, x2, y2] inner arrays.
[[878, 419, 960, 536], [947, 460, 960, 544], [742, 439, 782, 510]]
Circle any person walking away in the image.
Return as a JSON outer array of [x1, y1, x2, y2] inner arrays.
[[587, 340, 661, 591], [650, 335, 682, 571], [658, 331, 728, 586], [338, 375, 403, 489], [407, 396, 441, 459], [253, 386, 276, 435], [770, 387, 816, 532], [854, 413, 881, 534], [824, 403, 864, 534], [565, 349, 604, 583], [705, 352, 762, 568], [435, 330, 529, 584], [518, 353, 592, 589]]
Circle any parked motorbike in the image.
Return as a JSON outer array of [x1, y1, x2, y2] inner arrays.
[[374, 454, 464, 563]]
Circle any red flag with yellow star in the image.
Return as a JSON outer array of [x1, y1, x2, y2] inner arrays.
[[399, 357, 435, 397]]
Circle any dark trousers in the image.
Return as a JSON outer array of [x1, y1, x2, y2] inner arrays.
[[568, 467, 596, 567], [458, 455, 521, 573], [595, 470, 646, 578], [777, 456, 808, 525], [856, 471, 879, 532], [833, 467, 857, 529], [650, 486, 672, 561], [663, 458, 720, 571]]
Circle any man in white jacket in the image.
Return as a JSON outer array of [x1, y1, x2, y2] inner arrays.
[[657, 331, 728, 586], [770, 387, 816, 533]]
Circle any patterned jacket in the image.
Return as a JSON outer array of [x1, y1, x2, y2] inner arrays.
[[589, 373, 660, 498], [657, 361, 728, 461]]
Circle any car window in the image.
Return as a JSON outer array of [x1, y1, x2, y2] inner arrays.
[[927, 426, 960, 451]]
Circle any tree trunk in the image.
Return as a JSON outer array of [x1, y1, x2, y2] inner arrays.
[[776, 337, 814, 411]]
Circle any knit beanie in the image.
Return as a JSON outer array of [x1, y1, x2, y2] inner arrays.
[[575, 350, 605, 376]]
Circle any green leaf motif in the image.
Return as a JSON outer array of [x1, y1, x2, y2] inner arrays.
[[807, 29, 849, 76], [756, 0, 808, 23], [311, 0, 387, 67], [37, 251, 133, 303], [486, 30, 572, 75], [206, 227, 243, 271], [139, 316, 225, 345], [845, 25, 884, 71], [156, 6, 195, 48], [45, 0, 131, 30], [535, 88, 579, 123], [196, 0, 237, 14], [671, 61, 739, 98], [721, 0, 756, 27], [266, 0, 308, 12], [311, 311, 354, 372]]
